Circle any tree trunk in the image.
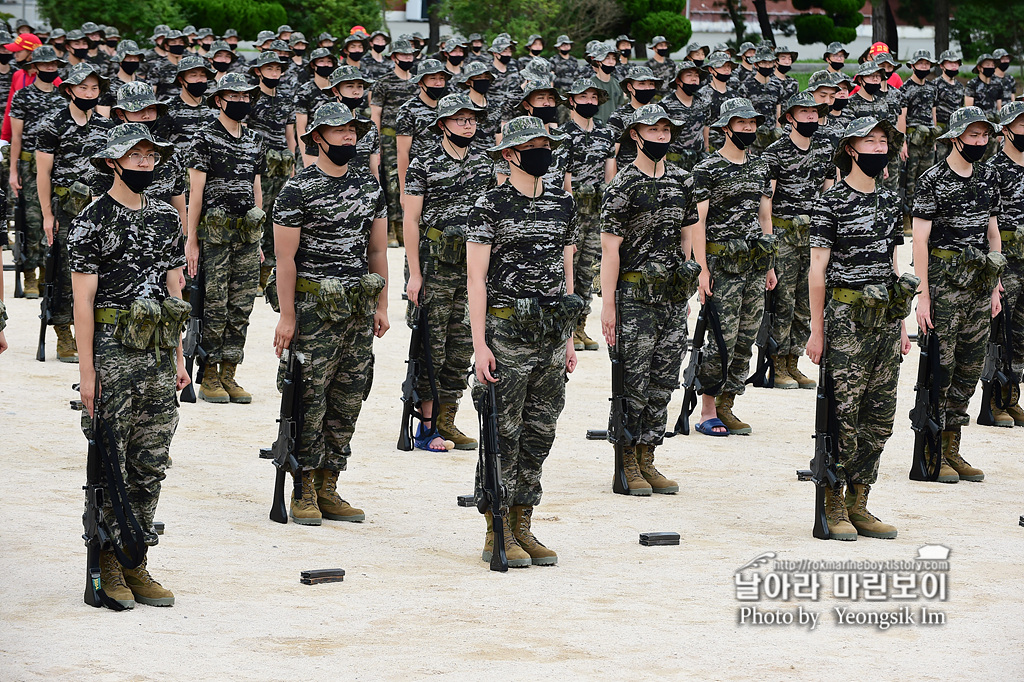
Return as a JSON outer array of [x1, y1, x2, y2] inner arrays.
[[753, 0, 774, 46], [884, 0, 898, 57], [934, 0, 949, 58], [871, 0, 886, 45], [719, 0, 746, 45], [427, 0, 441, 52]]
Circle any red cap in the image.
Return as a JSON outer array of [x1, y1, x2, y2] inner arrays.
[[351, 26, 367, 36], [868, 42, 890, 59], [4, 33, 41, 52]]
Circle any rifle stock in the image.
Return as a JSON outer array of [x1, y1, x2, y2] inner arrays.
[[607, 290, 631, 494], [36, 244, 58, 362], [260, 349, 304, 524], [398, 304, 440, 451], [809, 346, 838, 540], [180, 265, 207, 404], [909, 332, 944, 481], [668, 298, 727, 437], [746, 289, 778, 388], [476, 381, 508, 572], [977, 310, 1016, 425]]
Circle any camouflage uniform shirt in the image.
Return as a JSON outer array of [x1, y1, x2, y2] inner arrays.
[[396, 95, 440, 157], [965, 77, 1003, 113], [248, 90, 294, 151], [552, 55, 584, 91], [883, 86, 906, 122], [560, 118, 616, 192], [739, 76, 786, 124], [912, 160, 1000, 250], [810, 181, 902, 288], [659, 90, 709, 154], [35, 108, 114, 195], [273, 164, 386, 284], [989, 151, 1024, 229], [845, 91, 894, 124], [644, 57, 676, 90], [67, 193, 186, 307], [186, 119, 267, 217], [760, 135, 833, 220], [149, 58, 183, 99], [934, 77, 965, 125], [901, 78, 936, 127], [692, 151, 772, 241], [467, 182, 579, 307], [405, 141, 495, 238], [359, 54, 391, 81], [294, 79, 335, 122], [370, 71, 420, 133], [697, 82, 738, 148], [164, 98, 217, 150], [607, 102, 643, 164], [9, 83, 66, 152]]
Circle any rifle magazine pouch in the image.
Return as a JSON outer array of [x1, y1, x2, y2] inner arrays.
[[434, 225, 467, 265], [62, 181, 93, 217], [852, 284, 890, 328], [265, 268, 280, 312], [1004, 228, 1024, 260], [889, 272, 921, 322], [984, 251, 1007, 292], [241, 207, 267, 244], [198, 207, 229, 245], [315, 278, 353, 322], [633, 261, 671, 303], [356, 273, 386, 316], [948, 246, 986, 290], [157, 297, 192, 350], [715, 239, 751, 274], [672, 260, 703, 303], [558, 294, 585, 340], [115, 298, 162, 351]]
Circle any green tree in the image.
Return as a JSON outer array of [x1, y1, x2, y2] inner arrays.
[[951, 0, 1024, 60], [789, 0, 862, 46], [37, 0, 182, 39], [177, 0, 287, 38], [440, 0, 562, 52], [277, 0, 383, 41]]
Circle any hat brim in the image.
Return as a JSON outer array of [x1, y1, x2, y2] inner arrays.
[[112, 100, 169, 116], [249, 59, 287, 74], [621, 114, 684, 143], [59, 73, 110, 95], [91, 134, 175, 173], [710, 107, 765, 128], [299, 117, 373, 147], [517, 87, 565, 110], [487, 128, 565, 160], [410, 69, 452, 84], [429, 104, 485, 133], [783, 101, 830, 118], [905, 58, 937, 68], [618, 76, 662, 93], [937, 116, 1000, 139], [27, 53, 66, 65], [833, 119, 905, 173], [824, 49, 850, 59], [564, 86, 610, 105]]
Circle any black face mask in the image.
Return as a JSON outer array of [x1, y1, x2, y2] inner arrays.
[[53, 41, 66, 51], [636, 136, 669, 162], [511, 147, 552, 177], [600, 63, 616, 75], [531, 49, 543, 56], [681, 82, 700, 96], [498, 54, 512, 65], [728, 129, 757, 150], [443, 126, 474, 148], [1008, 131, 1024, 153], [121, 61, 140, 75], [692, 59, 704, 67], [72, 48, 89, 59], [778, 64, 792, 74], [620, 49, 631, 59], [315, 65, 334, 78], [320, 141, 356, 166], [221, 100, 251, 121], [757, 66, 773, 77], [713, 71, 731, 83], [185, 81, 209, 97], [36, 70, 59, 83], [862, 82, 881, 96], [293, 47, 307, 57], [261, 76, 280, 89], [396, 59, 414, 72], [372, 44, 386, 54], [630, 88, 656, 104], [828, 60, 844, 70], [106, 39, 119, 48], [914, 68, 931, 80], [228, 43, 238, 52], [531, 105, 558, 124], [212, 61, 231, 72], [999, 60, 1011, 73], [852, 151, 889, 177], [957, 140, 987, 163], [115, 164, 155, 193], [944, 68, 960, 78], [831, 98, 848, 111], [471, 79, 491, 95], [168, 44, 186, 55], [347, 51, 364, 61], [0, 53, 11, 65], [472, 46, 482, 54], [86, 39, 98, 49], [447, 54, 464, 66], [656, 48, 670, 57], [573, 102, 599, 118], [424, 85, 448, 100], [794, 120, 819, 137], [982, 67, 995, 78], [341, 95, 363, 110], [72, 96, 98, 111], [559, 48, 571, 56]]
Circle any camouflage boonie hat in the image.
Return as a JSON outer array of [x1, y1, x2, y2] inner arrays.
[[712, 42, 731, 54], [268, 39, 291, 53], [831, 71, 854, 89], [710, 97, 765, 128], [27, 45, 64, 64], [489, 37, 513, 54], [775, 45, 798, 59], [808, 70, 835, 90], [973, 54, 996, 73], [854, 61, 882, 79], [999, 101, 1024, 126], [387, 39, 416, 56], [752, 45, 776, 63], [410, 59, 452, 83], [993, 48, 1011, 60], [196, 28, 213, 39], [615, 35, 634, 45], [59, 62, 109, 96], [91, 122, 174, 173], [13, 18, 32, 31], [65, 30, 86, 42], [647, 35, 669, 49], [618, 65, 661, 93], [151, 25, 170, 40], [343, 34, 368, 49], [182, 25, 197, 36], [164, 30, 184, 42], [113, 40, 145, 62], [430, 93, 484, 133], [209, 40, 237, 60], [823, 42, 848, 59], [586, 42, 616, 61], [442, 36, 467, 53], [518, 80, 564, 111], [522, 56, 553, 79], [299, 102, 372, 146], [288, 32, 308, 47], [317, 31, 337, 43], [781, 91, 828, 118], [329, 64, 372, 88], [488, 115, 566, 160], [468, 33, 483, 42], [255, 30, 276, 46], [938, 50, 962, 64], [833, 117, 903, 174], [673, 60, 704, 80], [80, 22, 101, 35], [621, 103, 683, 143], [705, 51, 737, 70], [223, 29, 239, 39], [525, 33, 543, 46], [206, 72, 260, 108], [905, 50, 936, 67], [104, 26, 121, 39], [50, 28, 67, 41], [248, 50, 287, 74], [938, 106, 1000, 139], [370, 30, 390, 42], [306, 47, 338, 72], [0, 30, 12, 44], [176, 53, 215, 75], [873, 53, 898, 68], [564, 76, 609, 105], [738, 41, 756, 54], [277, 24, 293, 35], [455, 60, 495, 88], [112, 80, 168, 116], [684, 42, 709, 57], [555, 35, 572, 48]]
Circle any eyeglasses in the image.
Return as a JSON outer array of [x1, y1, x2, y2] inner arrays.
[[449, 117, 477, 126], [222, 93, 250, 102], [127, 152, 161, 165]]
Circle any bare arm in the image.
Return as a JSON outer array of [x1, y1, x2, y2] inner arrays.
[[600, 232, 622, 345], [368, 216, 390, 337], [467, 241, 495, 383], [397, 135, 412, 194], [35, 151, 54, 243], [806, 247, 829, 364], [9, 117, 23, 192], [402, 194, 425, 305], [693, 199, 710, 302], [913, 217, 933, 331], [272, 222, 299, 355], [185, 168, 207, 276], [72, 272, 99, 416], [370, 104, 382, 131], [370, 152, 380, 182], [603, 158, 616, 183]]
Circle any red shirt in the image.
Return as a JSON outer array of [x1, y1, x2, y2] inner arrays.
[[2, 69, 63, 142]]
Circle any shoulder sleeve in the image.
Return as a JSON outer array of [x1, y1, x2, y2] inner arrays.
[[564, 195, 580, 247], [8, 89, 25, 119], [466, 192, 496, 244], [67, 204, 101, 274], [682, 172, 699, 225], [759, 161, 773, 198], [272, 175, 304, 228], [600, 174, 628, 236], [911, 167, 937, 220], [760, 145, 779, 180], [34, 114, 58, 154], [160, 204, 187, 270], [692, 161, 712, 204], [986, 167, 1001, 217], [809, 189, 836, 249], [395, 103, 413, 137], [404, 156, 427, 196], [373, 181, 387, 221], [185, 128, 210, 172]]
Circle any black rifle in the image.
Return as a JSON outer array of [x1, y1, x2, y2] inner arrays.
[[809, 346, 839, 540], [746, 288, 779, 388], [78, 378, 148, 609], [11, 192, 26, 298], [977, 309, 1018, 426], [666, 298, 728, 437], [180, 265, 208, 404], [36, 243, 59, 362], [259, 349, 304, 524], [909, 332, 946, 481], [397, 304, 440, 451], [584, 291, 631, 494], [475, 380, 508, 572]]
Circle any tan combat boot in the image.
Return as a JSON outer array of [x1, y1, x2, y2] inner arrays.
[[1005, 385, 1024, 426], [788, 354, 816, 389], [122, 554, 175, 606], [219, 362, 252, 404], [198, 369, 229, 403], [482, 510, 532, 567], [637, 444, 678, 494], [387, 221, 400, 248], [290, 470, 322, 525], [435, 402, 477, 450], [316, 469, 365, 522], [573, 319, 599, 351], [510, 505, 557, 565], [823, 485, 857, 541], [55, 324, 78, 363], [844, 483, 897, 539], [771, 354, 798, 388], [715, 393, 751, 435], [99, 549, 135, 609], [943, 429, 984, 482], [989, 397, 1015, 428], [620, 446, 653, 495], [23, 268, 39, 298]]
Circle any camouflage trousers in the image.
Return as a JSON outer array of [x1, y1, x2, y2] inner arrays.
[[473, 316, 567, 508], [826, 301, 901, 485], [82, 330, 178, 547], [935, 139, 951, 166], [51, 198, 79, 325], [407, 258, 472, 403], [697, 264, 766, 396], [615, 295, 688, 445], [260, 171, 289, 269], [1001, 256, 1024, 378], [927, 260, 993, 428], [283, 300, 373, 472], [905, 136, 935, 209], [19, 159, 46, 270], [381, 132, 403, 242], [572, 202, 601, 315], [773, 241, 810, 356], [201, 240, 259, 364]]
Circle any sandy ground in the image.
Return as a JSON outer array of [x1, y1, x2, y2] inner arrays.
[[1, 245, 1023, 681]]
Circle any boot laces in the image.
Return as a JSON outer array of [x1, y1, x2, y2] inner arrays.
[[101, 552, 129, 588]]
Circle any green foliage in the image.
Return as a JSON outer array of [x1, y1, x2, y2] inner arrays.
[[648, 0, 685, 13], [634, 10, 692, 46], [793, 13, 834, 44], [951, 0, 1024, 60], [788, 0, 864, 45], [38, 0, 183, 39], [441, 0, 564, 52], [833, 11, 862, 29], [832, 26, 858, 43], [791, 0, 814, 11], [177, 0, 286, 37], [821, 0, 860, 15], [278, 0, 383, 40], [617, 0, 650, 20]]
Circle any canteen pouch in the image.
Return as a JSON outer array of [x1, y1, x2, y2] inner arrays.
[[61, 181, 92, 217], [355, 273, 386, 316], [850, 284, 890, 328], [632, 261, 671, 303], [888, 272, 921, 323], [433, 225, 467, 266], [552, 293, 585, 341], [947, 245, 987, 290], [983, 251, 1007, 292], [199, 207, 229, 245], [713, 239, 751, 274], [157, 297, 192, 349], [315, 277, 353, 322], [780, 214, 812, 248], [1002, 227, 1024, 260], [240, 206, 267, 244], [114, 298, 162, 350], [671, 260, 703, 303]]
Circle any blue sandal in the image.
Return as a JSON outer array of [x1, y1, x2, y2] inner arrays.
[[695, 418, 730, 437], [414, 423, 449, 451]]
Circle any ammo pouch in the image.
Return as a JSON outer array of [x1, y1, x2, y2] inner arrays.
[[156, 297, 192, 350], [509, 294, 584, 342], [199, 207, 265, 245], [574, 187, 601, 215], [711, 239, 751, 274], [776, 214, 811, 248], [241, 207, 266, 244], [113, 298, 162, 351], [265, 268, 280, 312], [19, 151, 36, 175], [427, 225, 467, 266], [198, 207, 231, 245], [1001, 227, 1024, 261], [983, 251, 1007, 292], [945, 246, 990, 291], [626, 260, 701, 304], [55, 181, 92, 217], [265, 149, 296, 178], [314, 273, 386, 322], [849, 284, 890, 328], [888, 272, 921, 323], [907, 125, 934, 147]]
